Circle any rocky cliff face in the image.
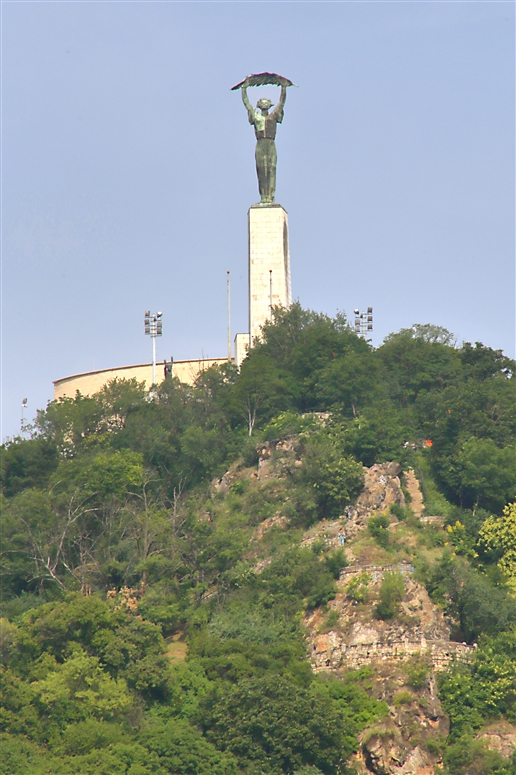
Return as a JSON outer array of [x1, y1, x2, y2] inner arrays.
[[299, 460, 467, 774], [215, 447, 513, 772], [306, 569, 471, 674], [477, 722, 516, 760], [304, 566, 470, 773], [343, 462, 406, 540]]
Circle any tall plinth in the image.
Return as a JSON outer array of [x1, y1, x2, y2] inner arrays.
[[248, 203, 292, 344]]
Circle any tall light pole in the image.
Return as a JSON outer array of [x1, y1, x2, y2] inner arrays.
[[21, 398, 28, 434], [354, 307, 373, 338], [227, 271, 231, 361], [269, 270, 273, 322], [144, 310, 163, 385]]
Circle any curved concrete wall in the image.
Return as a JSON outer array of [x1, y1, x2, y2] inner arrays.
[[53, 358, 228, 401]]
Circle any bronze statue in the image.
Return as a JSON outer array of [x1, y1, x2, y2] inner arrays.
[[232, 73, 295, 204]]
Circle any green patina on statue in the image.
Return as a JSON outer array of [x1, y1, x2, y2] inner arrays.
[[232, 73, 296, 204]]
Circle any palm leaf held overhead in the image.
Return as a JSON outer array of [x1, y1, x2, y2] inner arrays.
[[231, 72, 296, 90]]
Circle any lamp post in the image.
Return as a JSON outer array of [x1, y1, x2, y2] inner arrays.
[[227, 271, 231, 361], [269, 270, 273, 322], [144, 311, 163, 386], [21, 398, 28, 434]]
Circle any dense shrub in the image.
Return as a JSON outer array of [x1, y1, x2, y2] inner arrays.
[[374, 572, 405, 620], [199, 674, 346, 775], [368, 514, 390, 547]]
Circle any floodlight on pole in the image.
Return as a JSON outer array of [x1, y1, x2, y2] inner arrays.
[[21, 398, 28, 434], [144, 310, 163, 386], [353, 307, 373, 338]]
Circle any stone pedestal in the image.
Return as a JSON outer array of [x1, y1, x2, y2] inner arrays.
[[248, 204, 292, 344], [234, 333, 250, 369]]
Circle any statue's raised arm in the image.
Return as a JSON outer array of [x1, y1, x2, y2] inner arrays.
[[270, 85, 287, 124], [231, 73, 296, 204], [241, 85, 256, 125]]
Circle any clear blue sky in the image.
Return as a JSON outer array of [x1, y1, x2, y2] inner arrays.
[[2, 1, 514, 441]]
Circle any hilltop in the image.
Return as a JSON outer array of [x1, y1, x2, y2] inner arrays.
[[1, 305, 516, 774]]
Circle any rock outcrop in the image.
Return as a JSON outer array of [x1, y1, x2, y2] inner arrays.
[[477, 721, 516, 759], [215, 450, 483, 775], [306, 566, 472, 673], [359, 737, 435, 775], [344, 463, 405, 539]]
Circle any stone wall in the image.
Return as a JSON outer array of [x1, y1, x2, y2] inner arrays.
[[339, 563, 415, 582], [307, 560, 474, 674], [311, 634, 472, 672]]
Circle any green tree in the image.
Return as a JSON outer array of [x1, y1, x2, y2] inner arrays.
[[443, 736, 514, 775], [439, 627, 516, 739], [432, 557, 516, 643], [294, 434, 363, 520], [50, 449, 144, 502], [200, 674, 346, 774], [0, 734, 48, 775], [262, 546, 338, 610], [340, 406, 411, 467], [253, 304, 368, 412], [142, 719, 239, 775], [423, 343, 515, 508], [378, 327, 461, 407], [192, 363, 238, 427], [459, 341, 514, 382], [32, 648, 133, 728], [34, 393, 103, 457], [455, 439, 516, 513], [1, 487, 95, 592], [0, 491, 49, 596], [95, 377, 148, 432], [0, 437, 59, 497], [98, 612, 171, 702], [12, 593, 170, 700], [478, 502, 516, 590], [314, 350, 379, 416], [231, 351, 297, 435], [0, 667, 41, 738]]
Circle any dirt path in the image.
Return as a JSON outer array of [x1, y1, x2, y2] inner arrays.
[[404, 468, 424, 517]]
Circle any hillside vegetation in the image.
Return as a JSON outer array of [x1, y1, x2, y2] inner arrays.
[[1, 305, 516, 774]]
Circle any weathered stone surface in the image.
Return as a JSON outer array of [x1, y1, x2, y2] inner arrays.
[[344, 463, 405, 539], [254, 436, 302, 479], [359, 732, 438, 775], [251, 514, 290, 541], [305, 568, 472, 673], [419, 515, 444, 526], [477, 721, 516, 759], [362, 733, 395, 775], [211, 468, 244, 494], [249, 205, 292, 343], [300, 517, 345, 549], [349, 623, 381, 646], [398, 746, 432, 775]]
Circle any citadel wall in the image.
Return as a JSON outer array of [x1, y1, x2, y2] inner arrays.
[[53, 358, 228, 400]]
